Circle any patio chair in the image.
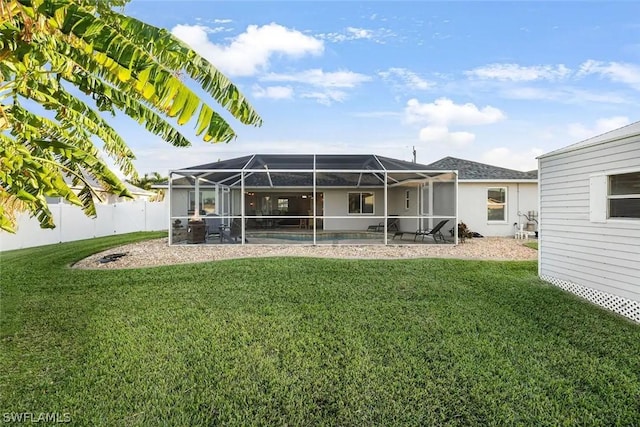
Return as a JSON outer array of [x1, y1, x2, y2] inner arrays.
[[203, 214, 222, 239], [413, 219, 449, 243], [367, 216, 399, 232], [220, 218, 248, 243]]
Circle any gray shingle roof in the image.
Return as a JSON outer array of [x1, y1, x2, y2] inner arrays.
[[423, 157, 538, 180], [184, 154, 444, 172], [171, 154, 454, 188]]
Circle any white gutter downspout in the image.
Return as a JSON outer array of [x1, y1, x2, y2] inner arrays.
[[384, 171, 388, 245], [240, 170, 245, 244], [455, 171, 459, 245], [417, 183, 422, 233], [313, 154, 317, 245], [516, 183, 521, 227], [428, 180, 434, 230]]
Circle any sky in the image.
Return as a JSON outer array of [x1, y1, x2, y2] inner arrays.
[[111, 1, 640, 176]]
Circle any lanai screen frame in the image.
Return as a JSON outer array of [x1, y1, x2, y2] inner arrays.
[[168, 154, 458, 245]]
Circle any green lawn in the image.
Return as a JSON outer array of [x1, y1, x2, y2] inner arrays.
[[1, 233, 638, 426]]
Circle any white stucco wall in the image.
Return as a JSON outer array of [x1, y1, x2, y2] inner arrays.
[[322, 188, 386, 230], [431, 182, 456, 235], [170, 185, 458, 233], [457, 182, 538, 237], [395, 187, 421, 233], [171, 189, 189, 218]]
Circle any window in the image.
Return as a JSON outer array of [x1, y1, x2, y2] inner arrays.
[[189, 190, 216, 215], [487, 187, 506, 221], [348, 192, 374, 214], [405, 190, 410, 210], [608, 172, 640, 218], [277, 198, 289, 213]]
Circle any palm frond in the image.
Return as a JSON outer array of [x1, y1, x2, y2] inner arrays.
[[46, 2, 252, 141], [100, 13, 262, 126], [7, 105, 132, 205], [1, 0, 263, 231]]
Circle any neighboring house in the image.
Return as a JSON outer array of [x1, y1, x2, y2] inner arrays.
[[100, 181, 156, 203], [167, 154, 459, 245], [424, 157, 539, 237], [538, 121, 640, 323]]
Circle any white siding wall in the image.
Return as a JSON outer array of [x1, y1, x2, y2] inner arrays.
[[457, 182, 538, 237], [539, 137, 640, 303]]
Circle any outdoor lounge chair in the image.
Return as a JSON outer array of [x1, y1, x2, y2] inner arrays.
[[367, 216, 399, 232], [392, 219, 449, 243], [413, 219, 449, 243]]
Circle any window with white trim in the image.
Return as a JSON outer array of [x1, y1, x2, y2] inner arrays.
[[405, 190, 410, 210], [348, 192, 374, 214], [608, 172, 640, 218], [188, 190, 216, 215], [487, 187, 506, 221]]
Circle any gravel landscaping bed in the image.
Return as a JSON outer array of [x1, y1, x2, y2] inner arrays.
[[72, 237, 538, 269]]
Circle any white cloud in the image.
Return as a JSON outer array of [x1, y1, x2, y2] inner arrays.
[[479, 147, 544, 172], [578, 60, 640, 90], [404, 97, 506, 126], [258, 69, 370, 105], [567, 116, 630, 140], [379, 68, 434, 90], [300, 90, 348, 106], [251, 85, 294, 100], [207, 26, 230, 34], [466, 63, 571, 81], [171, 23, 324, 76], [418, 126, 475, 147], [500, 86, 631, 104], [318, 27, 395, 44], [404, 98, 505, 148], [262, 69, 371, 88], [346, 27, 374, 39]]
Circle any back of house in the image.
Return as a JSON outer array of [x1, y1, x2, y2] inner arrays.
[[538, 121, 640, 323], [424, 157, 538, 238]]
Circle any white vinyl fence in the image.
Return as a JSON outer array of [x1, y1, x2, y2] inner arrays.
[[0, 200, 168, 252]]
